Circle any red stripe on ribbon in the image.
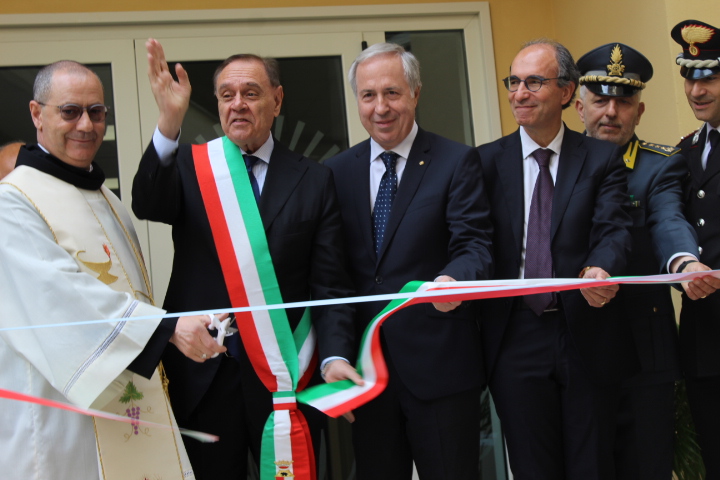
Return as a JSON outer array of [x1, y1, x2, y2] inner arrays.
[[192, 143, 278, 392]]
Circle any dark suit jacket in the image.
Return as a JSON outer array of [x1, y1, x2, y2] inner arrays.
[[479, 127, 637, 386], [131, 138, 355, 419], [325, 128, 493, 400], [679, 124, 720, 377], [621, 137, 696, 385]]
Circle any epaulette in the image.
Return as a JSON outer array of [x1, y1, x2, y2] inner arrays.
[[638, 141, 680, 156], [678, 129, 700, 147]]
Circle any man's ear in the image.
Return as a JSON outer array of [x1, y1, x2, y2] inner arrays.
[[29, 100, 43, 130], [273, 86, 284, 117], [636, 101, 646, 126], [575, 98, 585, 123]]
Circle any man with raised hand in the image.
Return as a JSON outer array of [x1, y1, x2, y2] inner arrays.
[[132, 39, 355, 479]]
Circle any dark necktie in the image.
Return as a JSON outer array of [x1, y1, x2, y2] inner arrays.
[[707, 129, 720, 168], [372, 151, 399, 254], [524, 148, 555, 315], [243, 154, 261, 202]]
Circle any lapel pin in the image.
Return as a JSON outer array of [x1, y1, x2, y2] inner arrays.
[[419, 161, 425, 165]]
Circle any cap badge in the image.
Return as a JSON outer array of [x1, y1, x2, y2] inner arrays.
[[607, 44, 626, 76], [682, 24, 714, 56]]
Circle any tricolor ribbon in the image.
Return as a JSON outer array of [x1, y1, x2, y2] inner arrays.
[[193, 138, 314, 480], [0, 387, 217, 443], [2, 271, 717, 456], [297, 272, 720, 417]]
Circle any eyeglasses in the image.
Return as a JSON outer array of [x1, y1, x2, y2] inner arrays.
[[37, 102, 109, 123], [502, 75, 567, 92]]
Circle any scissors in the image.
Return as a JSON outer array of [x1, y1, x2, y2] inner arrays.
[[207, 314, 238, 358]]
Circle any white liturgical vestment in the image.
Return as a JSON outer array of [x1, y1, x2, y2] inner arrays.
[[0, 149, 192, 480]]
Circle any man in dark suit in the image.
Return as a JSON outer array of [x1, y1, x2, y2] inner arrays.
[[131, 39, 355, 480], [672, 20, 720, 479], [575, 42, 713, 480], [322, 42, 493, 479], [478, 39, 635, 479]]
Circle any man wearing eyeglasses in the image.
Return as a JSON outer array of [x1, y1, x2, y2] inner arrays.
[[0, 60, 223, 480], [478, 40, 635, 479]]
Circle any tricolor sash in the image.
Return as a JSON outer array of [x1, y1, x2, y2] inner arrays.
[[193, 137, 316, 480]]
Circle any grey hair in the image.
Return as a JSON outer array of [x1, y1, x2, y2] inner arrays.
[[519, 39, 580, 109], [33, 61, 102, 103], [348, 42, 422, 98]]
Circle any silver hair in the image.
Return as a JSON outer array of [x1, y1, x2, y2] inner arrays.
[[33, 61, 102, 104], [348, 42, 422, 98], [519, 39, 580, 109]]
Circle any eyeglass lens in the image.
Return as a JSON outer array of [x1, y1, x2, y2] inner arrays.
[[58, 104, 108, 122], [504, 76, 546, 92]]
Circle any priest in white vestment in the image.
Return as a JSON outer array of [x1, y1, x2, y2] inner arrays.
[[0, 61, 226, 480]]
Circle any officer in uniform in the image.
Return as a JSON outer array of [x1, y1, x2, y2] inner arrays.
[[575, 42, 707, 480], [672, 19, 720, 479]]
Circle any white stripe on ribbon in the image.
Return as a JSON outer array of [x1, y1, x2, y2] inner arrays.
[[273, 410, 294, 474], [206, 139, 292, 392], [2, 272, 717, 333]]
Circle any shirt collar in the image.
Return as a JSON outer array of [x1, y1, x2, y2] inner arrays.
[[240, 134, 274, 163], [519, 124, 565, 159], [369, 122, 419, 162]]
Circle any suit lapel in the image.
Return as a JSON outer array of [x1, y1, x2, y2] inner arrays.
[[552, 129, 585, 240], [258, 140, 308, 230], [351, 141, 377, 262], [377, 129, 431, 263], [497, 131, 525, 253]]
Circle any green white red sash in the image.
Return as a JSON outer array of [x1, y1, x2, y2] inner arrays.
[[193, 137, 315, 480], [296, 276, 644, 417]]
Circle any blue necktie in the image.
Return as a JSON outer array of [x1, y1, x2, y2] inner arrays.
[[243, 154, 261, 202], [373, 151, 399, 254], [524, 148, 555, 315]]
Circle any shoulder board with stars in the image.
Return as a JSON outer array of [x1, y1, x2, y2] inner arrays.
[[638, 141, 680, 156]]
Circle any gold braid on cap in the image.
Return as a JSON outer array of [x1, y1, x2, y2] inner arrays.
[[676, 53, 720, 69], [578, 75, 646, 89]]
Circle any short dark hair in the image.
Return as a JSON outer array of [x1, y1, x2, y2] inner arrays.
[[33, 61, 102, 103], [212, 54, 281, 93], [519, 39, 579, 109]]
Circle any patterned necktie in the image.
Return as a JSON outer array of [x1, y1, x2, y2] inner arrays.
[[244, 154, 261, 202], [524, 148, 555, 315], [707, 129, 720, 169], [372, 151, 399, 254]]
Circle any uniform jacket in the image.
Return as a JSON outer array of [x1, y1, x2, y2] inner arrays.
[[621, 136, 696, 385], [679, 124, 720, 377]]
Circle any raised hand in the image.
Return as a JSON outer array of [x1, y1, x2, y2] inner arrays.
[[146, 38, 192, 140]]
